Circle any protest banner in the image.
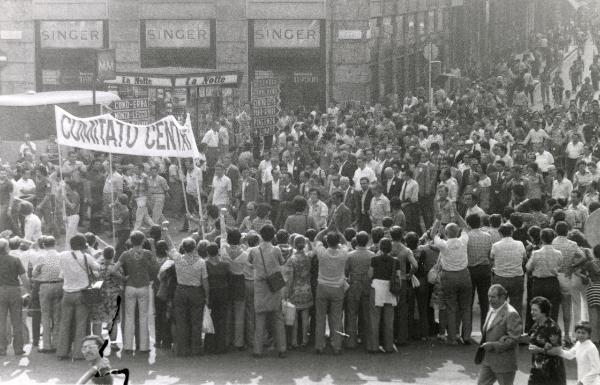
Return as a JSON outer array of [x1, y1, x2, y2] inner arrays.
[[55, 105, 200, 158]]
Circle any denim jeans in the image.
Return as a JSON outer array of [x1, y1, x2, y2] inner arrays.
[[57, 291, 89, 359], [344, 281, 370, 348], [314, 284, 344, 351], [124, 286, 149, 351], [0, 286, 23, 354], [441, 268, 473, 342], [39, 282, 62, 350]]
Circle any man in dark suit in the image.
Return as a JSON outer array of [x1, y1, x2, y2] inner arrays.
[[278, 172, 299, 225], [354, 177, 373, 232], [340, 176, 356, 221], [237, 166, 259, 224], [223, 153, 241, 197], [489, 160, 509, 214], [378, 149, 393, 185], [329, 190, 353, 232], [338, 150, 356, 180], [476, 284, 522, 385], [281, 150, 302, 184], [382, 167, 402, 199]]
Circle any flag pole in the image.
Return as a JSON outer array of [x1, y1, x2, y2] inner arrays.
[[56, 144, 69, 248], [177, 158, 189, 214], [108, 152, 116, 246]]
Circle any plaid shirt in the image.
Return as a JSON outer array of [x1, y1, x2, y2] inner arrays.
[[552, 236, 584, 276], [133, 173, 149, 198], [467, 229, 493, 267]]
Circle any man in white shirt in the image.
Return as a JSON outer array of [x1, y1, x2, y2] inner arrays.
[[21, 201, 41, 243], [210, 163, 232, 209], [490, 224, 526, 316], [566, 133, 584, 178], [552, 168, 574, 202], [533, 142, 555, 173], [201, 121, 220, 169], [431, 215, 473, 345], [352, 156, 377, 191], [464, 192, 486, 218], [19, 134, 37, 157]]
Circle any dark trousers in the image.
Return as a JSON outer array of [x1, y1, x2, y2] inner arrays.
[[0, 286, 23, 354], [531, 276, 561, 322], [29, 281, 41, 346], [414, 276, 431, 339], [88, 200, 103, 234], [492, 275, 524, 316], [419, 195, 435, 230], [395, 280, 412, 344], [115, 229, 130, 260], [173, 285, 205, 356], [154, 297, 172, 349], [357, 213, 372, 233], [441, 269, 473, 342], [469, 265, 492, 330], [204, 287, 230, 354], [344, 282, 370, 348]]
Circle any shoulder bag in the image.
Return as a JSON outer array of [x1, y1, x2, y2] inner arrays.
[[259, 247, 286, 293], [73, 252, 104, 307], [389, 258, 403, 296]]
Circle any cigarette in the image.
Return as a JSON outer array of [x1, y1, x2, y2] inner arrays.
[[335, 331, 350, 338]]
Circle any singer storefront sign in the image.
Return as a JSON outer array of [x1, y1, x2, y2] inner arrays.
[[253, 19, 320, 48]]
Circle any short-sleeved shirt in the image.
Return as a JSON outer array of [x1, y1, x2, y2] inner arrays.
[[0, 252, 25, 286], [119, 248, 157, 288], [171, 252, 208, 287], [211, 175, 232, 206], [114, 205, 130, 231], [370, 254, 399, 280]]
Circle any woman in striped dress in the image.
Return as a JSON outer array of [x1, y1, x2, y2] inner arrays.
[[582, 245, 600, 345]]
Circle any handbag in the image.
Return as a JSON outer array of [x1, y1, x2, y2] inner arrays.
[[260, 247, 286, 293], [389, 259, 403, 296], [73, 252, 104, 307]]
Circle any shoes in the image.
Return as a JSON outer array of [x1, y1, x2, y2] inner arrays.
[[0, 351, 6, 356], [38, 349, 56, 353], [460, 338, 476, 346], [446, 340, 459, 346], [315, 349, 323, 355], [278, 352, 287, 358], [332, 349, 342, 356], [110, 344, 120, 352], [57, 356, 68, 360], [14, 351, 25, 356], [251, 353, 263, 359]]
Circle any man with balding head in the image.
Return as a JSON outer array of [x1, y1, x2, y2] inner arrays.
[[476, 284, 522, 385], [0, 238, 31, 356], [432, 215, 474, 345]]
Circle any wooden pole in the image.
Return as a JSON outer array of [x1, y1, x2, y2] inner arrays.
[[177, 158, 189, 214], [56, 144, 69, 248], [108, 153, 116, 246], [194, 161, 206, 239]]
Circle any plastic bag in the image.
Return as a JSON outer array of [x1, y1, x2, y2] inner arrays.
[[282, 300, 296, 326], [202, 305, 215, 334], [410, 275, 421, 288]]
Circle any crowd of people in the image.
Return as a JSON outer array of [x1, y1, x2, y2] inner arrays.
[[3, 26, 600, 385]]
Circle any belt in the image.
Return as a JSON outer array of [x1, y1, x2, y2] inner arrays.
[[151, 193, 165, 195], [39, 280, 63, 284], [177, 284, 202, 288]]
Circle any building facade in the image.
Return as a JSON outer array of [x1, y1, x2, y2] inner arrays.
[[0, 0, 548, 130]]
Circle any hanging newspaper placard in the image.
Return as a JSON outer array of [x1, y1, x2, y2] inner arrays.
[[251, 77, 280, 137]]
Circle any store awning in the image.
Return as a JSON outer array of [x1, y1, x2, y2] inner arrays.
[[565, 0, 583, 11]]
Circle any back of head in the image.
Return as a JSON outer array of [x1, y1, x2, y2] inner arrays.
[[325, 231, 340, 248], [69, 233, 87, 251], [555, 221, 569, 236], [489, 214, 502, 228], [390, 226, 404, 241], [466, 213, 481, 229], [355, 231, 369, 247], [445, 223, 460, 239], [129, 231, 145, 247], [379, 238, 392, 254], [499, 223, 514, 237]]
